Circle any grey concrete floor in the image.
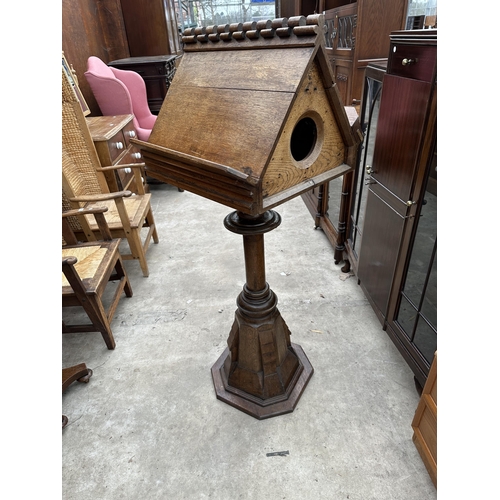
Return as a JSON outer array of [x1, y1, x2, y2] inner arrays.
[[62, 182, 436, 499]]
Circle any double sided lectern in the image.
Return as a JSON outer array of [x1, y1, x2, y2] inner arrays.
[[133, 14, 361, 419]]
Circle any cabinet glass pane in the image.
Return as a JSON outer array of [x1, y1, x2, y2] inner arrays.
[[350, 77, 383, 256], [395, 147, 437, 361], [327, 175, 343, 231], [413, 317, 436, 365], [421, 250, 437, 329], [396, 294, 418, 340], [403, 187, 437, 307]]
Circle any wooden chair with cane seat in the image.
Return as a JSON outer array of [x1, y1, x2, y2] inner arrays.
[[62, 205, 133, 349], [62, 66, 159, 277]]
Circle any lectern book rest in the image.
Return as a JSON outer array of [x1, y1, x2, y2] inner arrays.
[[132, 14, 362, 419]]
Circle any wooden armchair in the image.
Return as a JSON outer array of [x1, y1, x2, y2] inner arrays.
[[62, 206, 133, 349], [62, 67, 159, 277]]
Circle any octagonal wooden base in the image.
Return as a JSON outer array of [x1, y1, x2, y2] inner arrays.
[[212, 343, 314, 420], [211, 209, 314, 419]]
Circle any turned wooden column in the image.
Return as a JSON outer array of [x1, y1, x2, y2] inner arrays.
[[211, 210, 314, 419]]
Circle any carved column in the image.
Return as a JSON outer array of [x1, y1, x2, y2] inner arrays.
[[211, 210, 314, 419]]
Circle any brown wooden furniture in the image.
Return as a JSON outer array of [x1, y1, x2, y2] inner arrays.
[[323, 0, 409, 107], [62, 363, 93, 429], [86, 114, 147, 193], [356, 30, 437, 388], [345, 62, 386, 275], [107, 56, 179, 114], [62, 0, 182, 118], [119, 0, 182, 57], [300, 0, 408, 265], [133, 15, 361, 419], [412, 351, 437, 487], [62, 206, 133, 349], [62, 67, 159, 278]]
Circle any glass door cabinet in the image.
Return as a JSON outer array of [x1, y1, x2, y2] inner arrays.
[[345, 63, 386, 275], [357, 30, 437, 388]]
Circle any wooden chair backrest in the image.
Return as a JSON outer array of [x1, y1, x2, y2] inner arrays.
[[62, 67, 110, 200], [62, 67, 113, 234]]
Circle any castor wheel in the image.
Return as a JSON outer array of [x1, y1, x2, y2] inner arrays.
[[62, 415, 69, 429]]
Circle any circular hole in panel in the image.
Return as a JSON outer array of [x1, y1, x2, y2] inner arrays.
[[291, 117, 317, 162], [289, 113, 324, 169]]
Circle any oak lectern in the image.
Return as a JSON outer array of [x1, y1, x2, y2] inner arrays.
[[133, 14, 361, 419]]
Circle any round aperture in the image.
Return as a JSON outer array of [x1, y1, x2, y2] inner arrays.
[[290, 117, 317, 162]]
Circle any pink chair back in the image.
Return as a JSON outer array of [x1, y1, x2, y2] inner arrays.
[[84, 56, 157, 141]]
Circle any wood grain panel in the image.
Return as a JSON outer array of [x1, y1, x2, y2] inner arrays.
[[150, 86, 294, 178], [263, 61, 346, 197], [119, 0, 170, 56], [371, 75, 431, 201], [62, 0, 129, 116], [357, 189, 406, 317], [173, 48, 314, 92]]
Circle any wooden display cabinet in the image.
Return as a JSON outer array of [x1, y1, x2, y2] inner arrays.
[[345, 62, 386, 276], [305, 28, 437, 387], [357, 30, 437, 387]]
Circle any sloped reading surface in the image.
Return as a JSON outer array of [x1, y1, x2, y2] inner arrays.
[[133, 14, 360, 215]]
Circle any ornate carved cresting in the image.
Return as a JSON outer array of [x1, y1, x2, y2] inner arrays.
[[181, 15, 325, 49]]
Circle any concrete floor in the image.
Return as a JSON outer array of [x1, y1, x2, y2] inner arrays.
[[62, 182, 437, 499]]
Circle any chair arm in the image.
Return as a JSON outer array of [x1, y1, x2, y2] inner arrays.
[[68, 190, 132, 203], [62, 256, 78, 266], [96, 163, 146, 172], [62, 206, 109, 219], [62, 205, 114, 242], [96, 164, 147, 195]]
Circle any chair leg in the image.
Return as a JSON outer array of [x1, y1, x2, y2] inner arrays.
[[146, 207, 159, 244], [114, 256, 133, 298], [106, 256, 133, 325], [128, 228, 149, 277], [78, 294, 116, 349]]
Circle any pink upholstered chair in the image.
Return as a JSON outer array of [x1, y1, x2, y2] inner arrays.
[[84, 56, 157, 141]]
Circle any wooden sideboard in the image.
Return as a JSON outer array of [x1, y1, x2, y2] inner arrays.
[[86, 114, 147, 193], [107, 56, 179, 115]]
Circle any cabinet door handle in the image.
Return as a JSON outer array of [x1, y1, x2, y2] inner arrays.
[[126, 130, 136, 138], [114, 141, 124, 150], [402, 58, 418, 66]]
